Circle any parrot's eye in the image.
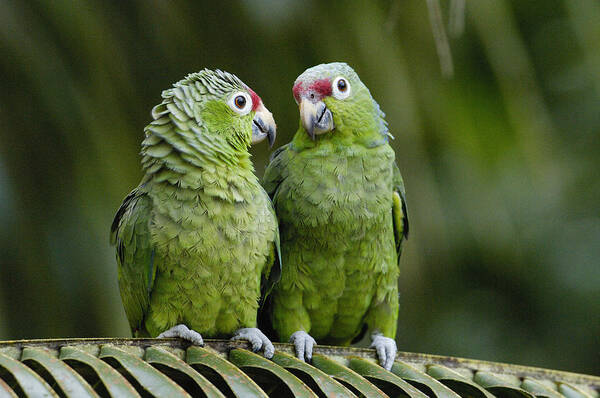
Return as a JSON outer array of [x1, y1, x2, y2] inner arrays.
[[228, 92, 252, 115], [332, 76, 351, 100], [235, 95, 246, 108]]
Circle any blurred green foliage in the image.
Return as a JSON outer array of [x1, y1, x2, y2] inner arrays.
[[0, 0, 598, 375]]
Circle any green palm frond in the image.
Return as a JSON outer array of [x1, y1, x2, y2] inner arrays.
[[0, 338, 597, 397]]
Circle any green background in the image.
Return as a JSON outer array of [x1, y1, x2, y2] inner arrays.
[[0, 0, 598, 375]]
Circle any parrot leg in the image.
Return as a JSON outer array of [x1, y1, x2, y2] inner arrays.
[[289, 330, 317, 362], [157, 324, 204, 346], [370, 332, 397, 370], [231, 328, 275, 359]]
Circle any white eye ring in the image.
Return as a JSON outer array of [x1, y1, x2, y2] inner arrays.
[[228, 92, 253, 115], [332, 76, 351, 100]]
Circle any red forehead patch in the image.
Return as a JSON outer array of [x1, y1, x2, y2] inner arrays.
[[292, 79, 333, 101], [292, 81, 303, 102], [309, 79, 332, 98], [248, 88, 262, 111]]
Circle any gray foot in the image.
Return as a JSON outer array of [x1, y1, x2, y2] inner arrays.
[[370, 333, 397, 370], [158, 324, 204, 346], [231, 328, 275, 359], [289, 331, 316, 362]]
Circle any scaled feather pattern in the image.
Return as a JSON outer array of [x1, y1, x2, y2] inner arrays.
[[111, 69, 279, 339]]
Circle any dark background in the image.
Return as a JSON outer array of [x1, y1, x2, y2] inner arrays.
[[0, 1, 598, 375]]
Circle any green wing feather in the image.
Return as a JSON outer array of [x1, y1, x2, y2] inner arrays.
[[110, 187, 156, 335], [262, 144, 291, 199], [260, 190, 281, 306], [257, 146, 288, 337], [392, 163, 409, 260], [260, 144, 290, 301]]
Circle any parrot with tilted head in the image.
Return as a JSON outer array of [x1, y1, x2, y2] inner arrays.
[[262, 62, 409, 370], [111, 69, 280, 358]]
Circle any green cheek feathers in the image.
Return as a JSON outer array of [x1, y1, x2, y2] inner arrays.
[[201, 101, 253, 150]]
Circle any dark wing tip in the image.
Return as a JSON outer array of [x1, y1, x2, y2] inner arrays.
[[401, 195, 409, 239], [110, 190, 139, 244]]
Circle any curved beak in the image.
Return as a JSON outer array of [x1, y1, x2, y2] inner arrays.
[[252, 104, 276, 147], [299, 98, 335, 139]]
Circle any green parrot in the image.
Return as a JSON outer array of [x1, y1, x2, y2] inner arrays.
[[263, 62, 409, 369], [111, 69, 280, 357]]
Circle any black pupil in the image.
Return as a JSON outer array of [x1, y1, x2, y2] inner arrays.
[[235, 95, 246, 108], [338, 79, 347, 92]]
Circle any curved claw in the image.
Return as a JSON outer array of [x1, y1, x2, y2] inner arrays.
[[231, 328, 275, 359], [158, 324, 204, 346], [370, 333, 397, 370], [289, 331, 316, 362]]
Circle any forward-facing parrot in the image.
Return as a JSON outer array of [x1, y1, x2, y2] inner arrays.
[[263, 62, 409, 369], [111, 69, 280, 357]]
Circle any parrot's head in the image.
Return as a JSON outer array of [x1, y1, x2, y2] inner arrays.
[[154, 69, 276, 151], [292, 62, 388, 142]]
